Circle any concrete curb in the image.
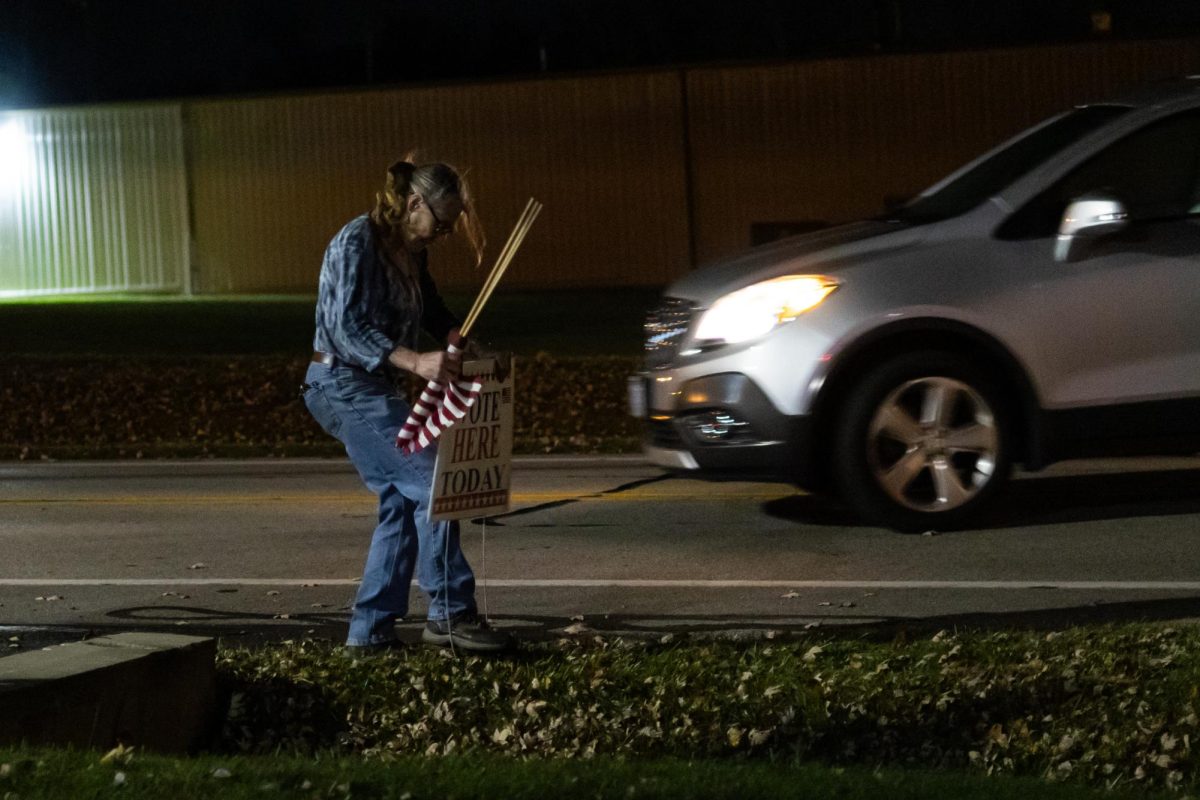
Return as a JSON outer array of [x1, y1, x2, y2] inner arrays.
[[0, 632, 218, 753]]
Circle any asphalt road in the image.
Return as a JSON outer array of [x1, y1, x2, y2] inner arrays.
[[2, 455, 1199, 653]]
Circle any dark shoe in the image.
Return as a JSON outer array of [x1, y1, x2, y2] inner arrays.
[[423, 613, 513, 653], [343, 639, 404, 656]]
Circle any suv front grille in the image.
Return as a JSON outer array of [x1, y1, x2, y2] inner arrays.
[[644, 297, 695, 368]]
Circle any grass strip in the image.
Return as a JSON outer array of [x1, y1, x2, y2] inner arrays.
[[0, 747, 1163, 800], [213, 625, 1200, 795]]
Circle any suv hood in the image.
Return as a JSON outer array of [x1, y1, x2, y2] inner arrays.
[[667, 219, 925, 304]]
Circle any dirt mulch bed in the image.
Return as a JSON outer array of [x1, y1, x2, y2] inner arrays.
[[0, 354, 641, 460]]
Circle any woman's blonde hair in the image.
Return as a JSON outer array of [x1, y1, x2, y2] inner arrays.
[[370, 156, 486, 267]]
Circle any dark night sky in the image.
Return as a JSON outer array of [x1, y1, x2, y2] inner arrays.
[[2, 0, 1200, 109]]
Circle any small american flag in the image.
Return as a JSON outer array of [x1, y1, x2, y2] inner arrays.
[[397, 198, 541, 455], [395, 335, 483, 455]]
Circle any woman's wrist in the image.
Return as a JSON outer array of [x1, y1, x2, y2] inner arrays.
[[388, 346, 419, 373]]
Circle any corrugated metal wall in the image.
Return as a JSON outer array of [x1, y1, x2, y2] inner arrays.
[[0, 106, 188, 297], [686, 39, 1200, 263], [4, 39, 1200, 297], [185, 72, 690, 293]]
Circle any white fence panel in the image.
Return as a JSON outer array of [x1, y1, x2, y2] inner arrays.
[[0, 105, 188, 298]]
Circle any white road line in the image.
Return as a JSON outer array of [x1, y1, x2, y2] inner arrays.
[[1, 579, 1200, 590], [0, 490, 785, 505]]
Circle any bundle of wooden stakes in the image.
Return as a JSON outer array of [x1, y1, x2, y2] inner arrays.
[[461, 197, 543, 337], [396, 198, 543, 454]]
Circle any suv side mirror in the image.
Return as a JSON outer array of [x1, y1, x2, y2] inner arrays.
[[1054, 195, 1129, 262]]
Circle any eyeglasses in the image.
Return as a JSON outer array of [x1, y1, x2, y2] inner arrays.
[[420, 195, 455, 237]]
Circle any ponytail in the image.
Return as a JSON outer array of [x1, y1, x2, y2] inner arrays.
[[370, 159, 416, 232]]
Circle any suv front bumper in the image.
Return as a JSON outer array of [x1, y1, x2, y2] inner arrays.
[[634, 371, 817, 484]]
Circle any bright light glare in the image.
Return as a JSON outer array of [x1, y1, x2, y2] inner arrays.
[[693, 275, 839, 345], [0, 118, 32, 197]]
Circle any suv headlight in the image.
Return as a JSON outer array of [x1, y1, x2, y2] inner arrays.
[[692, 275, 839, 346]]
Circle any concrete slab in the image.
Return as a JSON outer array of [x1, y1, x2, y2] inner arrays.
[[0, 632, 217, 752]]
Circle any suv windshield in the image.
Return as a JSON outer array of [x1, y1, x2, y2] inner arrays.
[[886, 104, 1132, 224]]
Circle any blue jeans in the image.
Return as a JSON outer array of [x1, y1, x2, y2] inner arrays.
[[303, 361, 477, 646]]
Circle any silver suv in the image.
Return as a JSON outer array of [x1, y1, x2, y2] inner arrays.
[[631, 78, 1200, 531]]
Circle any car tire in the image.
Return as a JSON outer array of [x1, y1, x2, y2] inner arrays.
[[832, 350, 1012, 532]]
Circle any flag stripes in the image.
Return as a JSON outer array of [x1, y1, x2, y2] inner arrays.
[[396, 340, 483, 454]]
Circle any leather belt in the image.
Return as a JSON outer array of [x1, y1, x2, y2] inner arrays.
[[311, 351, 337, 366]]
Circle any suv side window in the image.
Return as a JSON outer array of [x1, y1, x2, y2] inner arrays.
[[997, 109, 1200, 239]]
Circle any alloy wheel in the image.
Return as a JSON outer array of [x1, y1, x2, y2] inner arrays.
[[865, 376, 999, 513]]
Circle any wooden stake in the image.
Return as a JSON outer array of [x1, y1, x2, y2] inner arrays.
[[462, 198, 535, 329], [463, 202, 540, 334], [462, 198, 542, 336]]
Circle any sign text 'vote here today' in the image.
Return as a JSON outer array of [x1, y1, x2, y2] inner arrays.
[[429, 357, 514, 522]]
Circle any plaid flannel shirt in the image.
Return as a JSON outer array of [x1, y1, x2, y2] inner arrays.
[[312, 214, 459, 372]]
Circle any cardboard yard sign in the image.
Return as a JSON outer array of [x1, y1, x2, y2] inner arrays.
[[429, 356, 514, 521]]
